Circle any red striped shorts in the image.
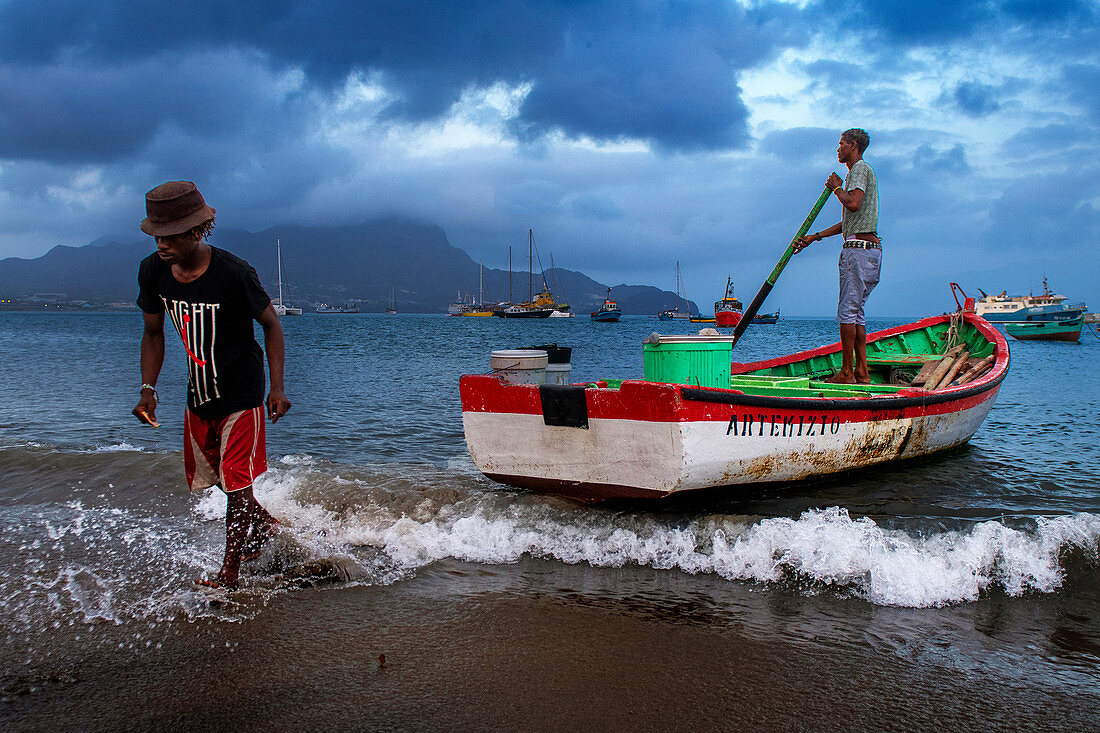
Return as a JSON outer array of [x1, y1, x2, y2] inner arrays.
[[183, 406, 267, 492]]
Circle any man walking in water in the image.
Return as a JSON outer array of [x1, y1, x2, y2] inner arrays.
[[132, 181, 290, 589], [793, 128, 881, 384]]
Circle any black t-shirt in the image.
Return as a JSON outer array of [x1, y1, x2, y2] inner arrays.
[[136, 246, 271, 419]]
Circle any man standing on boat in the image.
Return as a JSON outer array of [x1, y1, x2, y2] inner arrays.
[[793, 128, 881, 384], [132, 181, 290, 589]]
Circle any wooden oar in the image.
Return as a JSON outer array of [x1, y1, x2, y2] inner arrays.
[[732, 181, 837, 346]]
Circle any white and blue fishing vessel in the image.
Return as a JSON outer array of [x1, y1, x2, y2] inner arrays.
[[974, 278, 1087, 323]]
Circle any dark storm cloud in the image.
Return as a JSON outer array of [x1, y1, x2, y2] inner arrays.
[[822, 0, 991, 45], [819, 0, 1096, 46], [951, 82, 1001, 118], [0, 48, 319, 164], [0, 0, 791, 160], [1002, 0, 1096, 25]]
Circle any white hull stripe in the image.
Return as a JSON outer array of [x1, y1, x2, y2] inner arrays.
[[463, 396, 997, 494]]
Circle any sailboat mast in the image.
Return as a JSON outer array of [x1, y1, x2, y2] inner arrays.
[[276, 238, 283, 304], [508, 246, 512, 304], [478, 261, 484, 306], [676, 261, 682, 312], [528, 229, 533, 302]]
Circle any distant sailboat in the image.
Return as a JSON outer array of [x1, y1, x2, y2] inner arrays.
[[386, 287, 398, 314], [493, 231, 557, 318], [657, 262, 693, 320], [272, 239, 302, 316], [449, 262, 495, 316]]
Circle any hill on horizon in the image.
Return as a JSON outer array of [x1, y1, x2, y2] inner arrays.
[[0, 218, 699, 315]]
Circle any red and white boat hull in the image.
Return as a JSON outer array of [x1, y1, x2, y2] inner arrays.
[[460, 314, 1009, 501], [461, 380, 1003, 502]]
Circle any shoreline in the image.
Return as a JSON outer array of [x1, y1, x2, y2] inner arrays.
[[4, 567, 1097, 730]]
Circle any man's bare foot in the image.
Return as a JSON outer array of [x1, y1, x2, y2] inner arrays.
[[242, 517, 280, 563], [824, 372, 856, 384], [195, 577, 238, 591], [855, 376, 872, 384]]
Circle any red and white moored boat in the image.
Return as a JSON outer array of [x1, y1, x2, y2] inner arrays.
[[714, 276, 743, 327]]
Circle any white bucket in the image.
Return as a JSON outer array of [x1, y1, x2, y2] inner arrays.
[[544, 362, 572, 385], [490, 349, 548, 384]]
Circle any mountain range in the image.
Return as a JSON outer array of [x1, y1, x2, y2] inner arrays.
[[0, 218, 699, 315]]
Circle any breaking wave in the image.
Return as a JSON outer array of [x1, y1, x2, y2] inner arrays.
[[2, 448, 1097, 639], [240, 461, 1100, 609]]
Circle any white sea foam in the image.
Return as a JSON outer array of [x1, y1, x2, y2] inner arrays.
[[228, 465, 1100, 608], [92, 441, 143, 453]]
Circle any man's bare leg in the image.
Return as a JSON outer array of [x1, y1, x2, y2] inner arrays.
[[241, 490, 280, 562], [854, 325, 871, 383], [215, 486, 255, 587], [827, 323, 857, 383]]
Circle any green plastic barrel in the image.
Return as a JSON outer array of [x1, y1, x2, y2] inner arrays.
[[642, 335, 733, 388]]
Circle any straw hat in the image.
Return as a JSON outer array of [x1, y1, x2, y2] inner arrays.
[[140, 181, 216, 237]]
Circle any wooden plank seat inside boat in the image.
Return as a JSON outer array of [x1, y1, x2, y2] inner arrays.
[[864, 354, 942, 366], [728, 373, 910, 398]]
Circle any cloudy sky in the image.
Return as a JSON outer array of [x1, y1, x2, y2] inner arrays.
[[0, 0, 1097, 316]]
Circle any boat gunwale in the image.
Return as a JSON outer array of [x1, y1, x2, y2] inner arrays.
[[460, 312, 1009, 417]]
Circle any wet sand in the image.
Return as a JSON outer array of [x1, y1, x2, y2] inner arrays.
[[5, 563, 1097, 731]]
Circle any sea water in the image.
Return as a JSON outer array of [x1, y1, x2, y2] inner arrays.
[[1, 311, 1097, 728]]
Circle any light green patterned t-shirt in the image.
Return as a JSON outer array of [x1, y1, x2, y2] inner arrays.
[[841, 159, 878, 239]]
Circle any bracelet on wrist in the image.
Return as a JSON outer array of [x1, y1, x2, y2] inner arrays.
[[140, 384, 159, 404]]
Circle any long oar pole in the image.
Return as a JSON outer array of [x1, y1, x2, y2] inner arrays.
[[732, 181, 837, 345]]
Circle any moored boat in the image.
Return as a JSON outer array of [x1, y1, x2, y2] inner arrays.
[[493, 230, 562, 318], [1005, 314, 1083, 342], [975, 278, 1087, 323], [449, 262, 497, 316], [590, 288, 622, 322], [752, 310, 780, 324], [460, 310, 1008, 501], [272, 239, 302, 316], [658, 261, 695, 320], [316, 303, 359, 313], [714, 277, 743, 327], [494, 289, 557, 318]]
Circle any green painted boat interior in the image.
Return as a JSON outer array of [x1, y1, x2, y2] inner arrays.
[[591, 319, 997, 399]]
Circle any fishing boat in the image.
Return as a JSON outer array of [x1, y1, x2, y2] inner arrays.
[[974, 278, 1087, 323], [271, 239, 302, 316], [460, 309, 1008, 501], [447, 292, 471, 315], [590, 288, 622, 322], [316, 303, 359, 314], [714, 277, 743, 327], [689, 314, 716, 324], [1005, 314, 1083, 342], [657, 262, 695, 320], [752, 310, 780, 324]]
